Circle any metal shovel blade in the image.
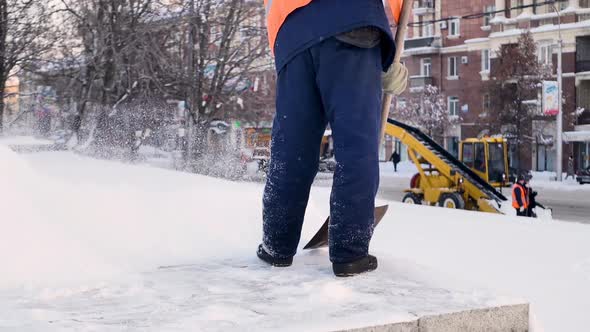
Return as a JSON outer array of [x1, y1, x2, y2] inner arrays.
[[303, 205, 389, 250]]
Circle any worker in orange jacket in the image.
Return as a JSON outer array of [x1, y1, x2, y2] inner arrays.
[[257, 0, 408, 277], [512, 174, 529, 217]]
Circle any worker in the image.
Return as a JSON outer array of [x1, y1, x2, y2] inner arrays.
[[512, 174, 529, 217], [257, 0, 408, 277], [524, 176, 538, 218]]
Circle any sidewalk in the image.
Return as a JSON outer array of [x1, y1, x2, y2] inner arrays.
[[530, 171, 590, 191]]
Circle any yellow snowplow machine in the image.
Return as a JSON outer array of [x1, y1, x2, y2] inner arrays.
[[384, 119, 508, 214], [459, 138, 510, 188]]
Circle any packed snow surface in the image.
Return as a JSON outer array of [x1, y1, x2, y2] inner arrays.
[[1, 146, 589, 331], [0, 135, 54, 146], [379, 160, 416, 178], [530, 171, 590, 191]]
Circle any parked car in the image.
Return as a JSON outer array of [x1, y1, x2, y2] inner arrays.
[[577, 166, 590, 185]]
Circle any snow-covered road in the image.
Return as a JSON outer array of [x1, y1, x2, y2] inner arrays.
[[374, 162, 590, 223], [2, 147, 590, 331]]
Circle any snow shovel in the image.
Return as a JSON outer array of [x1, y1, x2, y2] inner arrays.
[[304, 205, 389, 249], [303, 0, 413, 250]]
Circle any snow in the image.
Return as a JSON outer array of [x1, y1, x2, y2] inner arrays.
[[0, 136, 54, 146], [1, 147, 590, 331], [488, 7, 590, 26], [530, 171, 590, 191], [379, 160, 416, 179], [490, 20, 590, 39], [515, 12, 533, 20], [403, 46, 442, 56], [464, 37, 490, 44]]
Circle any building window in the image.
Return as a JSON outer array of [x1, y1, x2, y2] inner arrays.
[[483, 93, 491, 112], [448, 96, 459, 116], [483, 5, 496, 26], [421, 58, 432, 76], [539, 44, 553, 65], [482, 49, 491, 72], [559, 0, 568, 10], [422, 21, 434, 37], [448, 56, 458, 77], [449, 19, 460, 36], [533, 1, 548, 14], [540, 18, 555, 26], [511, 0, 524, 17]]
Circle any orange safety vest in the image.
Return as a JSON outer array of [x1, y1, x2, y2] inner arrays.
[[264, 0, 404, 53], [511, 183, 529, 209]]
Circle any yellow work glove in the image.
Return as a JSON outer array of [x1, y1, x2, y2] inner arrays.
[[382, 62, 408, 95]]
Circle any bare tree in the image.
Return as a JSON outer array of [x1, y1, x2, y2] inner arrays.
[[484, 31, 551, 168], [48, 0, 188, 152], [395, 85, 460, 143], [234, 71, 275, 125], [57, 0, 160, 123], [51, 0, 269, 157], [175, 0, 270, 158], [0, 0, 52, 134]]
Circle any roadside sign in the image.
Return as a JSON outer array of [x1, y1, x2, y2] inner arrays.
[[542, 81, 559, 116]]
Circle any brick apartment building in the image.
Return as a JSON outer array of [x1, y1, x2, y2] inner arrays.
[[395, 0, 590, 172]]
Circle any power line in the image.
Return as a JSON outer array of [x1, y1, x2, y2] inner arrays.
[[407, 0, 568, 27], [179, 0, 572, 34]]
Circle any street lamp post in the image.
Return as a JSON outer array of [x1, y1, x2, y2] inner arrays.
[[552, 2, 564, 181]]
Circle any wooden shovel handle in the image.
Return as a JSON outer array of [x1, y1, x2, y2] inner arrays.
[[380, 0, 414, 143]]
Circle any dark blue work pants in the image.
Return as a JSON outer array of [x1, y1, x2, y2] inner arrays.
[[262, 37, 382, 264]]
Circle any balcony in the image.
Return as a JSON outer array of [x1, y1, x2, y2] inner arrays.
[[409, 76, 434, 91], [413, 0, 435, 15], [404, 36, 441, 49]]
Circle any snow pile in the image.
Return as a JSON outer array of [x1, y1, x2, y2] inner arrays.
[[371, 204, 590, 332], [0, 146, 115, 288], [530, 171, 590, 191], [0, 149, 275, 289], [0, 136, 54, 146], [0, 145, 38, 220], [1, 150, 589, 331], [493, 199, 553, 221], [379, 160, 417, 178]]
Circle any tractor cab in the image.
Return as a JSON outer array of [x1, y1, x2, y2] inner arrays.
[[459, 137, 509, 188]]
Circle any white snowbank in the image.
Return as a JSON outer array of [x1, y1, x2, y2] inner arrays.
[[0, 147, 265, 289], [0, 146, 119, 287], [530, 171, 590, 191], [1, 149, 589, 331], [0, 136, 54, 146], [379, 160, 416, 178]]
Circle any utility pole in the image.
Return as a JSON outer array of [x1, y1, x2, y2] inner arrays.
[[553, 2, 564, 181]]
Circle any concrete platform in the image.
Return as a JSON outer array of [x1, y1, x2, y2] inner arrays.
[[339, 304, 529, 332], [2, 254, 528, 332]]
